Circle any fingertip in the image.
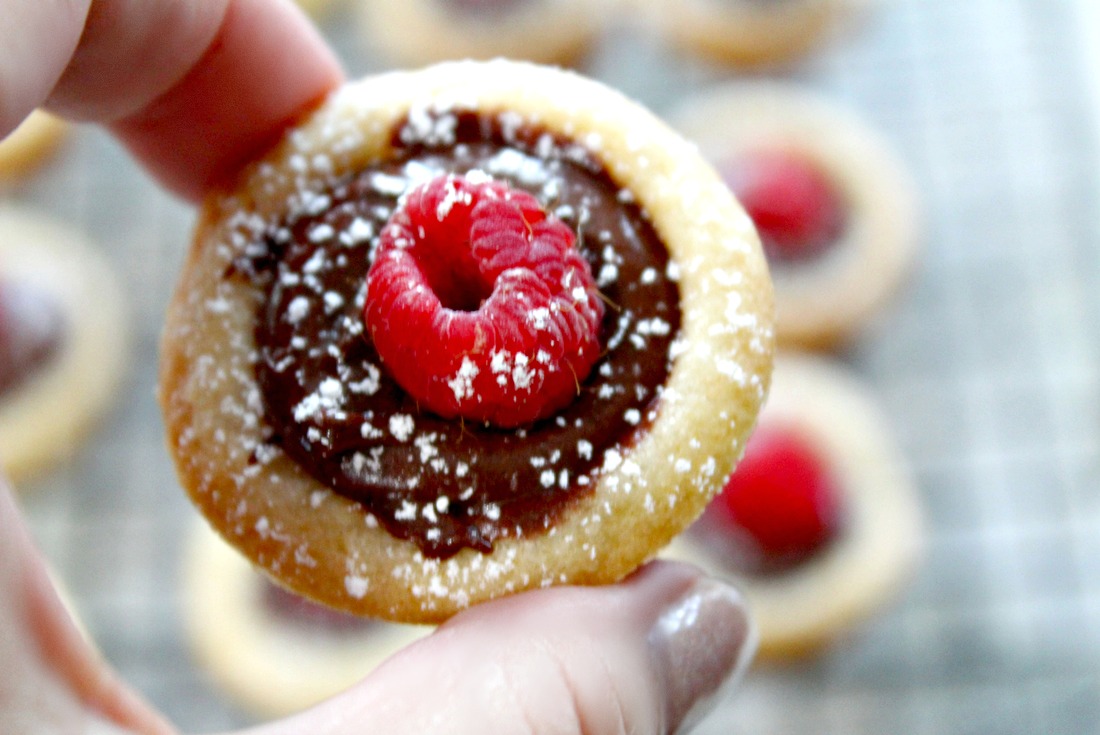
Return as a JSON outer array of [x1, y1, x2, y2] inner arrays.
[[254, 563, 754, 735], [425, 562, 756, 735], [647, 574, 756, 733], [107, 0, 344, 201]]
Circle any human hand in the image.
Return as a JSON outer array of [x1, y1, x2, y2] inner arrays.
[[0, 2, 756, 733]]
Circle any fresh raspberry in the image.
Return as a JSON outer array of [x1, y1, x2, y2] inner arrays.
[[720, 148, 846, 262], [365, 174, 604, 427], [709, 423, 845, 568]]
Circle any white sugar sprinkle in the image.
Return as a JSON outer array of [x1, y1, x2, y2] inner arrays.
[[371, 172, 408, 196], [345, 574, 369, 599], [286, 296, 310, 324], [302, 249, 326, 274], [597, 263, 619, 286], [344, 217, 373, 244], [395, 499, 417, 521], [512, 353, 534, 390], [292, 377, 344, 421], [348, 364, 381, 395], [309, 223, 335, 242], [389, 414, 415, 441], [528, 307, 551, 330], [323, 291, 345, 312], [448, 357, 479, 401], [205, 296, 231, 314], [636, 318, 670, 336]]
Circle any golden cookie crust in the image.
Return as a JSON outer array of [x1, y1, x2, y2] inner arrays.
[[160, 60, 774, 623], [183, 520, 431, 717], [671, 82, 920, 349], [665, 353, 922, 660], [0, 205, 128, 483], [0, 111, 68, 181], [357, 0, 604, 67], [651, 0, 870, 67]]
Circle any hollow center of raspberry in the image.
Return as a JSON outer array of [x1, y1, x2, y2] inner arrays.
[[705, 422, 845, 573], [720, 148, 846, 263], [421, 256, 492, 313]]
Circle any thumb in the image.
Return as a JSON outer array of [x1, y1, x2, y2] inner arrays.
[[251, 561, 754, 735]]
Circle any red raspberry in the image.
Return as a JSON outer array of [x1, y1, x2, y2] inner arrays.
[[720, 148, 846, 262], [710, 423, 845, 567], [365, 174, 604, 427]]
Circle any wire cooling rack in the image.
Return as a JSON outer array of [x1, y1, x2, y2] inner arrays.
[[9, 0, 1100, 732]]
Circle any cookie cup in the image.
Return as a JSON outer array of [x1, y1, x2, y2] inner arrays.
[[666, 354, 922, 659], [0, 205, 128, 482], [0, 111, 68, 181], [183, 519, 431, 718], [656, 0, 870, 67], [358, 0, 604, 67], [160, 60, 774, 623], [672, 82, 919, 349]]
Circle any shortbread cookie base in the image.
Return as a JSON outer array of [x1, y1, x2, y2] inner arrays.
[[0, 205, 128, 483], [0, 111, 68, 181], [183, 520, 431, 718], [358, 0, 604, 67], [654, 0, 869, 67], [160, 60, 774, 623], [671, 82, 919, 349], [665, 353, 922, 660]]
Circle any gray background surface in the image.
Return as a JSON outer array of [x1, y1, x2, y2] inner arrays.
[[8, 0, 1100, 732]]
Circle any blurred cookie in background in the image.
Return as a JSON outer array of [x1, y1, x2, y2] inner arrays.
[[357, 0, 607, 67], [0, 111, 69, 183], [183, 520, 432, 719], [647, 0, 872, 68], [294, 0, 338, 19], [671, 82, 919, 349], [0, 205, 129, 484], [664, 353, 922, 660]]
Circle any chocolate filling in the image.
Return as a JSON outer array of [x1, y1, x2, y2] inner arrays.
[[236, 112, 680, 559], [0, 280, 64, 398]]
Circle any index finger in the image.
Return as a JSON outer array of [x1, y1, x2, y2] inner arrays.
[[45, 0, 345, 201]]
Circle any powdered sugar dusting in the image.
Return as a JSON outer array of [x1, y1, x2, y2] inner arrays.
[[171, 61, 771, 619], [389, 414, 415, 441]]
